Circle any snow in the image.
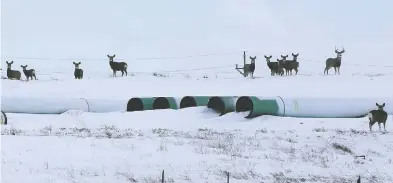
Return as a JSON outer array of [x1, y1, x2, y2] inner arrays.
[[2, 2, 393, 182], [1, 60, 393, 182], [1, 109, 393, 183]]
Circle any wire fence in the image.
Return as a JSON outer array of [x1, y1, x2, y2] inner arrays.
[[129, 169, 365, 183], [2, 51, 393, 79]]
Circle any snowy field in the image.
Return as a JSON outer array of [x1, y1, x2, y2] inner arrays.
[[1, 58, 393, 182], [1, 109, 393, 183], [2, 1, 393, 182]]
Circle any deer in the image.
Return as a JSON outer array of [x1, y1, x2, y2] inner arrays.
[[276, 58, 285, 76], [284, 53, 299, 75], [73, 62, 83, 79], [324, 46, 345, 75], [249, 56, 256, 78], [264, 55, 279, 76], [279, 55, 292, 75], [235, 52, 252, 77], [107, 54, 128, 77], [5, 61, 21, 80], [368, 103, 388, 132], [20, 65, 37, 81]]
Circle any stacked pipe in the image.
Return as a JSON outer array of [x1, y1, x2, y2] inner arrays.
[[1, 96, 392, 118]]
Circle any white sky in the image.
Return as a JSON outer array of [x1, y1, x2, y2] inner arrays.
[[1, 0, 392, 67]]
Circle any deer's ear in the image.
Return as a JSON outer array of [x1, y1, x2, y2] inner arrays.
[[79, 62, 81, 64], [6, 61, 9, 64], [20, 65, 23, 67], [249, 56, 252, 59], [376, 103, 379, 106], [382, 103, 385, 107], [11, 61, 14, 64], [107, 55, 110, 58], [73, 62, 76, 64], [113, 54, 116, 57]]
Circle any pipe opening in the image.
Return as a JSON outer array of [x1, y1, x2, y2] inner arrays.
[[236, 96, 253, 113], [153, 97, 170, 110], [127, 98, 144, 112], [180, 96, 197, 108], [207, 97, 225, 115]]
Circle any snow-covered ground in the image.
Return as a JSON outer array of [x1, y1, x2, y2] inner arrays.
[[1, 59, 393, 182], [2, 1, 393, 182], [1, 109, 393, 183]]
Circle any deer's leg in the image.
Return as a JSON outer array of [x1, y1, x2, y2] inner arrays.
[[383, 122, 386, 131], [124, 69, 127, 76], [113, 70, 116, 77], [369, 123, 373, 132], [325, 66, 330, 75], [378, 123, 381, 132], [338, 67, 340, 75]]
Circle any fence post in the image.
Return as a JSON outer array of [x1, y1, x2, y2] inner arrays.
[[161, 170, 165, 183], [226, 171, 230, 183]]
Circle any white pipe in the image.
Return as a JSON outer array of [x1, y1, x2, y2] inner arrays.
[[85, 98, 129, 113], [1, 97, 89, 114], [277, 97, 393, 118]]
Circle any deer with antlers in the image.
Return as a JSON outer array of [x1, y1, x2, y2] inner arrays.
[[324, 46, 345, 75]]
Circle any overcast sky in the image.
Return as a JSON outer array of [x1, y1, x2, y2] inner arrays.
[[1, 0, 392, 68]]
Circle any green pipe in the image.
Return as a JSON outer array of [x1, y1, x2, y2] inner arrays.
[[127, 97, 155, 112], [235, 96, 279, 118], [153, 97, 178, 110], [207, 96, 236, 116], [180, 96, 210, 109]]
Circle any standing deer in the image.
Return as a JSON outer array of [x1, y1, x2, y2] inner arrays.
[[20, 65, 37, 81], [235, 51, 252, 77], [73, 62, 83, 79], [368, 103, 388, 132], [284, 53, 299, 75], [276, 58, 285, 76], [5, 61, 21, 80], [324, 47, 345, 75], [264, 55, 279, 76], [107, 54, 128, 77], [280, 55, 291, 75], [249, 56, 256, 78]]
